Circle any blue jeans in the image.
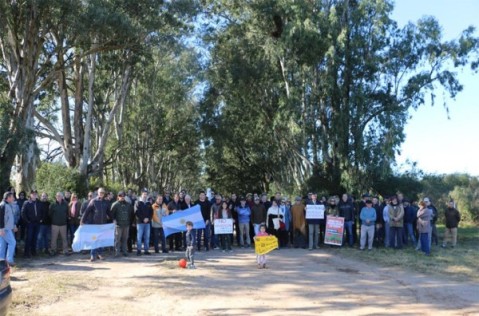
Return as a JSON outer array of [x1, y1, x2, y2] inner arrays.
[[37, 224, 51, 251], [405, 223, 416, 245], [68, 224, 79, 246], [137, 223, 151, 252], [343, 221, 353, 246], [25, 222, 40, 256], [0, 229, 17, 263], [384, 222, 390, 247], [420, 232, 430, 255]]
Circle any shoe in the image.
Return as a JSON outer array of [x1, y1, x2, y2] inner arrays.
[[162, 250, 169, 254], [97, 255, 104, 260], [213, 247, 220, 250], [123, 253, 128, 257], [257, 264, 262, 269], [64, 251, 71, 256], [359, 248, 364, 251], [90, 257, 96, 262], [8, 262, 16, 267], [190, 265, 196, 269], [155, 250, 159, 254], [144, 251, 151, 255], [262, 264, 266, 269], [137, 251, 142, 256], [308, 248, 313, 251]]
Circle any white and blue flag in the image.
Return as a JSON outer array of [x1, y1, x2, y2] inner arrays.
[[72, 223, 115, 252], [163, 204, 205, 237]]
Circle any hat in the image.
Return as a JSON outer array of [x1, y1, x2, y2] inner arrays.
[[423, 197, 430, 203], [118, 191, 126, 197], [295, 196, 301, 201], [141, 188, 148, 193], [30, 190, 38, 194], [362, 193, 370, 198]]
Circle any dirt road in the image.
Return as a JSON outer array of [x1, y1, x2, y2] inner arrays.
[[9, 248, 479, 315]]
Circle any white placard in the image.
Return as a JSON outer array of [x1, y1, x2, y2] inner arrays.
[[306, 204, 325, 219], [214, 219, 233, 234]]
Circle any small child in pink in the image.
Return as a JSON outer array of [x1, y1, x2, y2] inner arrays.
[[254, 224, 268, 269]]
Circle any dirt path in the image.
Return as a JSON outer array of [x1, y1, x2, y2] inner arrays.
[[9, 248, 479, 316]]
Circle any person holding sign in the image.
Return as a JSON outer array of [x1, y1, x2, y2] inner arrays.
[[218, 201, 233, 252], [306, 193, 323, 250], [254, 224, 269, 269]]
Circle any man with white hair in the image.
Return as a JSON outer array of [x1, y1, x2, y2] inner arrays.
[[424, 197, 438, 247]]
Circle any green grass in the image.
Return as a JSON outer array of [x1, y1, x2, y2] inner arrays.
[[331, 225, 479, 282]]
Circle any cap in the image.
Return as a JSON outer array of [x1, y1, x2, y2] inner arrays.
[[118, 191, 126, 197], [423, 197, 430, 203], [141, 188, 148, 193]]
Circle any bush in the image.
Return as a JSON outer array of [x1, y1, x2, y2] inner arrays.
[[35, 162, 88, 200]]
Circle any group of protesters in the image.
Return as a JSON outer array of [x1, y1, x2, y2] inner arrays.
[[0, 186, 461, 266]]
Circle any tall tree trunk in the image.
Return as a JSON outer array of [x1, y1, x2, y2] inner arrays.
[[15, 107, 38, 192]]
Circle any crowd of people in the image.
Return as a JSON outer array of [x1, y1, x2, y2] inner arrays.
[[0, 186, 461, 267]]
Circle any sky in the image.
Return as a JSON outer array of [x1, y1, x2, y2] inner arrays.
[[392, 0, 479, 176]]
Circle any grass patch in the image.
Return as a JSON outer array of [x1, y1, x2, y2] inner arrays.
[[332, 225, 479, 282]]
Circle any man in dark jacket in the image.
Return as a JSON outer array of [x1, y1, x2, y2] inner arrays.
[[37, 192, 51, 254], [134, 189, 152, 256], [195, 191, 211, 251], [111, 191, 133, 256], [338, 193, 355, 247], [442, 200, 461, 248], [81, 187, 112, 261], [403, 199, 417, 246], [21, 190, 44, 258], [49, 192, 69, 255]]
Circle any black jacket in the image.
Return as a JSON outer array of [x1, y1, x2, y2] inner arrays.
[[82, 197, 112, 225], [134, 200, 153, 223], [21, 199, 44, 224]]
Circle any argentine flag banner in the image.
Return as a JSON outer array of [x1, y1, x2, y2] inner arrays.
[[163, 204, 205, 237], [72, 223, 115, 252]]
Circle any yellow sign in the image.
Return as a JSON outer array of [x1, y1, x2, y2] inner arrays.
[[254, 236, 278, 255]]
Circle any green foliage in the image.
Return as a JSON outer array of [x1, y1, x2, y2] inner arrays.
[[35, 162, 87, 199]]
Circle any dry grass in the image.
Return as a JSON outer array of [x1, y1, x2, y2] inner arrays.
[[10, 270, 99, 315]]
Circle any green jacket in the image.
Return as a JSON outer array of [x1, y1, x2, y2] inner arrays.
[[388, 204, 404, 228], [49, 200, 68, 226], [111, 200, 132, 227]]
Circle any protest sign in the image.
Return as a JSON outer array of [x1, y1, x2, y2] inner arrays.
[[306, 204, 325, 219], [214, 218, 233, 234], [324, 216, 345, 246], [254, 236, 279, 255]]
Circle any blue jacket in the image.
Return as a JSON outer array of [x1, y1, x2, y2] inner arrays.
[[237, 206, 251, 224], [360, 206, 376, 226]]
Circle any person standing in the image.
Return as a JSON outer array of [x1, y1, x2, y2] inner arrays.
[[195, 191, 211, 251], [442, 200, 461, 248], [37, 192, 51, 254], [67, 193, 82, 248], [237, 197, 252, 248], [185, 221, 196, 269], [218, 201, 233, 252], [266, 199, 285, 248], [417, 201, 431, 256], [388, 196, 404, 249], [359, 200, 376, 250], [403, 199, 417, 247], [292, 196, 306, 249], [251, 196, 267, 237], [21, 190, 43, 258], [111, 191, 133, 257], [210, 195, 222, 250], [81, 188, 112, 261], [0, 192, 18, 266], [49, 192, 69, 256], [424, 197, 439, 246], [338, 193, 355, 247], [134, 189, 153, 256], [306, 193, 321, 250], [151, 195, 167, 253]]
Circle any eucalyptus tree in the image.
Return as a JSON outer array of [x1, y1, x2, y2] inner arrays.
[[201, 0, 478, 195]]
